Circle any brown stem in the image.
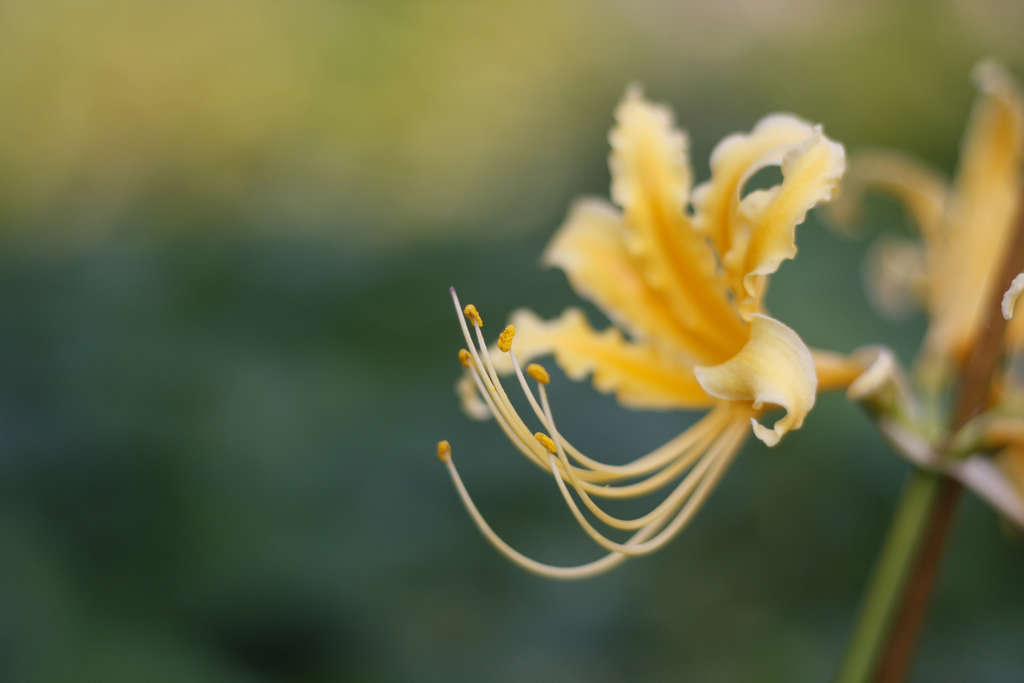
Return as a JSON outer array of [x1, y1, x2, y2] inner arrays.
[[874, 191, 1024, 683]]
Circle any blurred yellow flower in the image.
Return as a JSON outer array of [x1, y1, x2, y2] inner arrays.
[[836, 62, 1024, 515], [836, 61, 1024, 366], [440, 89, 846, 578]]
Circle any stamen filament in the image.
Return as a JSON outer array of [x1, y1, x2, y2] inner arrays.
[[466, 355, 691, 495], [442, 447, 673, 580], [452, 287, 708, 491], [509, 347, 730, 479], [451, 289, 554, 471], [463, 360, 552, 474], [471, 348, 720, 499], [545, 418, 747, 555], [442, 288, 750, 573], [539, 383, 723, 529]]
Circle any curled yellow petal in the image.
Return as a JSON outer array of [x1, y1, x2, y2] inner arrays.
[[829, 150, 949, 239], [543, 198, 727, 364], [812, 346, 913, 419], [693, 113, 816, 260], [844, 347, 900, 402], [610, 86, 692, 218], [693, 315, 816, 447], [928, 61, 1024, 360], [607, 87, 746, 358], [502, 308, 713, 410], [736, 128, 846, 314]]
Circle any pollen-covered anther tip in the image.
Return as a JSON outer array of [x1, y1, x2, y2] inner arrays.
[[436, 440, 452, 463], [534, 432, 557, 454], [458, 348, 472, 368], [526, 363, 550, 385], [497, 325, 516, 352], [463, 304, 483, 327]]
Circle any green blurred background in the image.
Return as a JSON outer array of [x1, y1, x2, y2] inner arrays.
[[2, 1, 1023, 681]]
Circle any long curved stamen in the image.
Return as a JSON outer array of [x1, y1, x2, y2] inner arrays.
[[500, 345, 732, 498], [613, 422, 745, 552], [439, 442, 675, 580], [504, 341, 730, 526], [468, 345, 723, 498], [451, 289, 551, 470], [536, 382, 724, 529], [451, 288, 718, 494], [462, 358, 553, 473], [451, 290, 597, 482], [442, 291, 749, 570], [507, 347, 728, 478], [544, 414, 748, 556], [466, 348, 711, 498]]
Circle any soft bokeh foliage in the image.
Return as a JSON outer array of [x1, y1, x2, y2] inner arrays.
[[1, 1, 1023, 681]]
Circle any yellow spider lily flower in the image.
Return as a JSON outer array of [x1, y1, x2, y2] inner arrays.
[[834, 61, 1024, 366], [441, 88, 845, 579], [836, 61, 1024, 516]]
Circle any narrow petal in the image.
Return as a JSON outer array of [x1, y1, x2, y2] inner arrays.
[[928, 61, 1024, 359], [608, 88, 746, 360], [828, 151, 948, 239], [692, 114, 817, 260], [735, 128, 846, 314], [812, 349, 867, 393], [693, 314, 816, 446], [543, 198, 725, 364], [610, 87, 692, 217], [499, 308, 714, 410]]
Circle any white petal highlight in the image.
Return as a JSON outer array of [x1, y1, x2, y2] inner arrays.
[[1002, 272, 1024, 320]]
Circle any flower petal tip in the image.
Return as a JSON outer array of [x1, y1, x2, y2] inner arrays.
[[751, 418, 782, 447], [973, 60, 1020, 99], [846, 347, 898, 402], [1002, 273, 1024, 321], [694, 314, 816, 446]]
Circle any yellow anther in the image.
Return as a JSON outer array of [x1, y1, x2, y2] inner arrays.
[[527, 363, 551, 385], [436, 440, 452, 463], [534, 432, 557, 454], [458, 348, 472, 368], [463, 304, 483, 327], [497, 325, 516, 353]]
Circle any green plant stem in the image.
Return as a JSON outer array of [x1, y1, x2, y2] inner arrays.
[[870, 190, 1024, 681], [834, 467, 942, 683]]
